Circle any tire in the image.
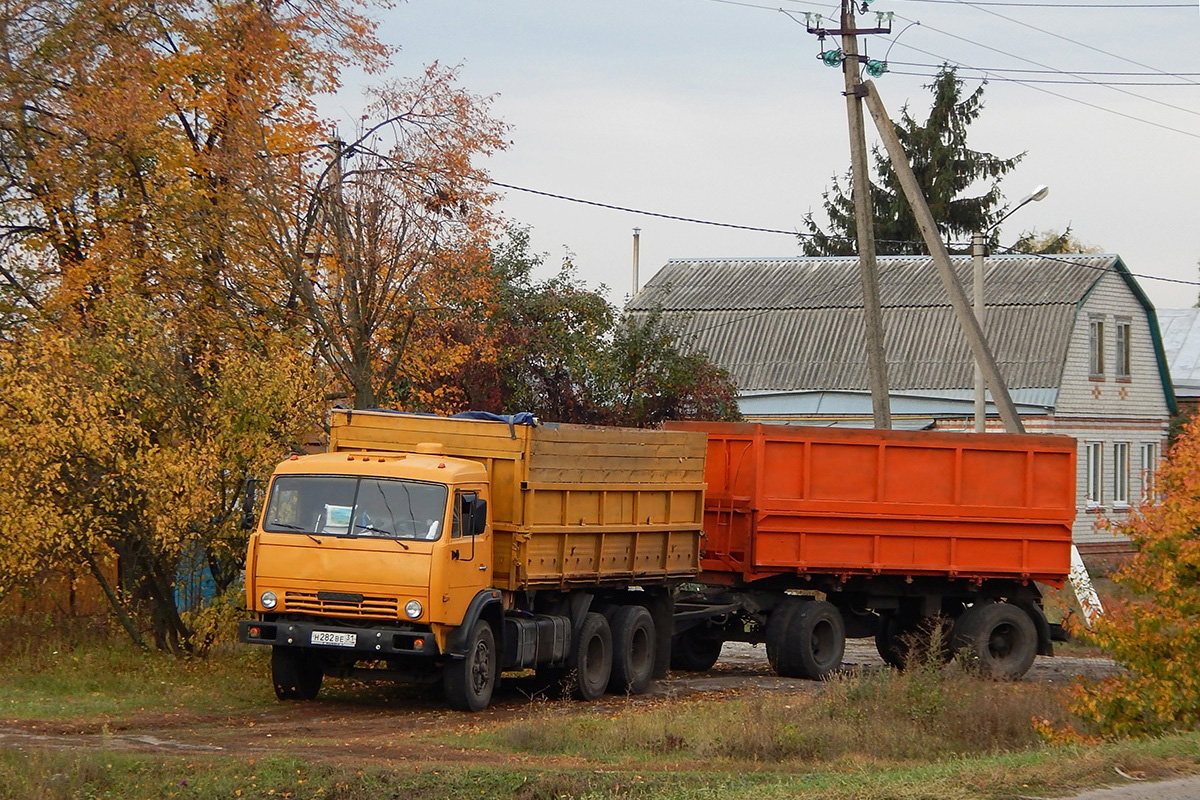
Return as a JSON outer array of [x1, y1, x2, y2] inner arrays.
[[951, 601, 1038, 680], [765, 599, 802, 673], [443, 619, 497, 711], [770, 600, 846, 680], [669, 626, 723, 672], [572, 612, 613, 701], [608, 605, 656, 694], [271, 646, 322, 701], [876, 614, 953, 670]]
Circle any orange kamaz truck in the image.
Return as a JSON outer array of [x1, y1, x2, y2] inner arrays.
[[239, 412, 1076, 710]]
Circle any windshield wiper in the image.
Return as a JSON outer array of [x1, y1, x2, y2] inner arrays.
[[355, 524, 409, 550], [270, 521, 323, 544]]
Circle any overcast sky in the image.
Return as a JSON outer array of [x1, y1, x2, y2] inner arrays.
[[343, 0, 1199, 310]]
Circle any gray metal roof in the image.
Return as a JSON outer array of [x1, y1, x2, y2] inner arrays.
[[1157, 308, 1200, 395], [627, 254, 1119, 394]]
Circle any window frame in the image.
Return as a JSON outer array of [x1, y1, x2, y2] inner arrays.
[[1140, 441, 1158, 501], [1088, 315, 1105, 380], [1115, 317, 1132, 381], [1113, 441, 1130, 508], [1085, 441, 1104, 508]]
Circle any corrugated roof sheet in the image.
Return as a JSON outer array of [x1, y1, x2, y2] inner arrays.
[[627, 254, 1118, 394], [1157, 308, 1200, 387]]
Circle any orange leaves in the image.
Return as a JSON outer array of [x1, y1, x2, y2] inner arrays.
[[1070, 414, 1200, 735]]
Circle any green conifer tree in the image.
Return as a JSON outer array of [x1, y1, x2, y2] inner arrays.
[[802, 66, 1022, 255]]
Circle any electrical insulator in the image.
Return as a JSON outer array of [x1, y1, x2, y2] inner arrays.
[[820, 50, 845, 67], [865, 59, 888, 77]]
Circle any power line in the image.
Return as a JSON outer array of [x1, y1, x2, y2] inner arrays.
[[490, 180, 1200, 289], [888, 68, 1200, 86], [938, 0, 1200, 87], [878, 37, 1200, 138], [895, 0, 1192, 7], [888, 59, 1200, 77], [885, 11, 1200, 114]]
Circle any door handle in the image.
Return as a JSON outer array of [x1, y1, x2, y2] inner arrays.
[[478, 564, 488, 571]]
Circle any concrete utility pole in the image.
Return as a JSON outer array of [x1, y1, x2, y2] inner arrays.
[[632, 227, 641, 296], [839, 2, 891, 430], [861, 81, 1026, 434]]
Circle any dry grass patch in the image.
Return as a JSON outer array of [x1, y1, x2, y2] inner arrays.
[[485, 662, 1084, 765]]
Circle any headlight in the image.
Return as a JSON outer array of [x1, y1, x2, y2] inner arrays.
[[260, 591, 278, 610], [404, 600, 423, 619]]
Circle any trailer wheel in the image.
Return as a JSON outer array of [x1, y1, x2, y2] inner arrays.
[[771, 600, 845, 680], [271, 646, 322, 701], [876, 614, 953, 670], [608, 605, 656, 694], [572, 612, 613, 701], [765, 599, 802, 672], [951, 601, 1037, 680], [443, 619, 497, 711], [669, 627, 723, 672]]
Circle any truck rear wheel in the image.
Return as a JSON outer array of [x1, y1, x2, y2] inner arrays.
[[608, 605, 656, 694], [572, 612, 613, 701], [669, 627, 723, 672], [444, 619, 497, 711], [769, 600, 845, 680], [271, 646, 322, 700], [951, 601, 1037, 680]]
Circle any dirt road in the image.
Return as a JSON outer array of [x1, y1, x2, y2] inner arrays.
[[0, 640, 1119, 762]]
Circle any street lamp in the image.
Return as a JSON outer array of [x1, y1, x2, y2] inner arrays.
[[971, 185, 1050, 432]]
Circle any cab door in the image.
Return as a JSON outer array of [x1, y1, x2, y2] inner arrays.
[[440, 486, 492, 624]]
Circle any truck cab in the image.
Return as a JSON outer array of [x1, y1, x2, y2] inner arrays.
[[240, 449, 493, 702]]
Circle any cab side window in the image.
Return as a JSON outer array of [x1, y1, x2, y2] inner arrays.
[[452, 491, 486, 539]]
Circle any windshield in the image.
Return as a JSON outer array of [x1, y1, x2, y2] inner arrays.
[[263, 475, 448, 541]]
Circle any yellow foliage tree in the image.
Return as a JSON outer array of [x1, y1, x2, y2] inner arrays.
[[0, 294, 326, 653], [1071, 414, 1200, 735]]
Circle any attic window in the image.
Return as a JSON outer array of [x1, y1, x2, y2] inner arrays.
[[1088, 315, 1105, 379], [1115, 318, 1132, 380]]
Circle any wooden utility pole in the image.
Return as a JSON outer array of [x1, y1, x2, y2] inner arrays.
[[839, 2, 891, 429], [860, 81, 1026, 434]]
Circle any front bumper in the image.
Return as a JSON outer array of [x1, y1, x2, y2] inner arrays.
[[238, 618, 440, 657]]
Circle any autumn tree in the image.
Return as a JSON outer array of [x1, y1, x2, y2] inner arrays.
[[450, 227, 742, 427], [1071, 414, 1200, 735], [802, 66, 1022, 256], [0, 0, 386, 650], [1009, 227, 1101, 255], [242, 66, 507, 411]]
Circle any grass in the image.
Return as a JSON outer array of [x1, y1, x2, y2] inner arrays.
[[470, 661, 1083, 765], [1, 735, 1198, 800], [0, 615, 275, 721]]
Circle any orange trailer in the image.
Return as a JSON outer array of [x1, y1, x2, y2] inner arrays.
[[665, 422, 1077, 681]]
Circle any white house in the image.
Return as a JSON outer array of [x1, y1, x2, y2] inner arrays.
[[628, 254, 1175, 560]]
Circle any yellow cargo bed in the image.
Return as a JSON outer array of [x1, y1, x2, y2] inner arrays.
[[328, 410, 707, 590]]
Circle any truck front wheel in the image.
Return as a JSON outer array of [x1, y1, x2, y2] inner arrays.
[[444, 619, 497, 711], [951, 601, 1037, 680], [271, 646, 322, 701]]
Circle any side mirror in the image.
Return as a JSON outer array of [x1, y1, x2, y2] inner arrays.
[[240, 478, 259, 531]]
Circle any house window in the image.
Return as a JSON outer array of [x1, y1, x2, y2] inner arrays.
[[1115, 318, 1132, 380], [1141, 441, 1158, 500], [1113, 442, 1130, 507], [1086, 441, 1103, 507], [1088, 316, 1105, 379]]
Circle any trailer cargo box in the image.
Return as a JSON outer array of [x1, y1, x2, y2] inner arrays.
[[330, 410, 707, 590], [664, 422, 1075, 587]]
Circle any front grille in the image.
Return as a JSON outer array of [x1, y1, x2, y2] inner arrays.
[[284, 590, 399, 619]]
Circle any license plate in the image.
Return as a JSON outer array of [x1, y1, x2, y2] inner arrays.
[[310, 630, 356, 648]]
